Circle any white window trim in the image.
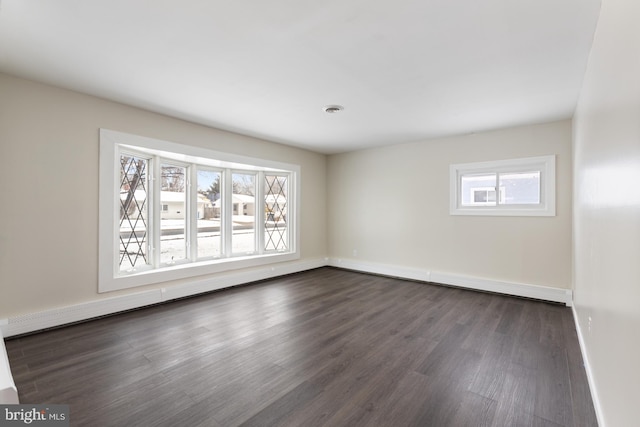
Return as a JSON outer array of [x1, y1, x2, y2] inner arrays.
[[450, 155, 556, 217], [99, 129, 300, 293]]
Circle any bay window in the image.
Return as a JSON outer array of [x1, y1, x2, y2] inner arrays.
[[99, 129, 300, 292]]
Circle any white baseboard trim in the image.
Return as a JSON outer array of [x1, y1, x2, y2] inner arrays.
[[430, 271, 572, 306], [0, 325, 19, 404], [0, 256, 576, 408], [1, 290, 163, 338], [159, 258, 326, 301], [0, 257, 572, 338], [329, 258, 432, 283], [328, 258, 572, 306], [0, 258, 326, 338], [572, 307, 605, 427]]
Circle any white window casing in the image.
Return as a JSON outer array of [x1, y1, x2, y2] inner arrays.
[[99, 129, 300, 293], [450, 155, 556, 216]]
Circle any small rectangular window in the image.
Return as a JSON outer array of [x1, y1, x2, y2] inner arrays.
[[450, 155, 555, 216]]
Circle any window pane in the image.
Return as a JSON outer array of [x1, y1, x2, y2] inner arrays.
[[461, 174, 497, 206], [197, 169, 221, 259], [160, 164, 187, 264], [119, 155, 149, 272], [499, 171, 540, 205], [265, 175, 288, 251], [232, 173, 255, 254]]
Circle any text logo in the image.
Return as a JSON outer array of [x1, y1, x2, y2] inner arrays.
[[0, 405, 69, 427]]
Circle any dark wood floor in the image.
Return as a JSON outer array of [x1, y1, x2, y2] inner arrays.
[[5, 267, 597, 427]]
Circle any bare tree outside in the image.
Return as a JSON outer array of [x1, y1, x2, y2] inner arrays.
[[161, 165, 185, 192], [233, 173, 255, 196]]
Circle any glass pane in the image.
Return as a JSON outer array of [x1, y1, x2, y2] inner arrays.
[[119, 155, 149, 272], [197, 169, 221, 259], [232, 173, 256, 254], [160, 164, 187, 264], [265, 175, 288, 251], [461, 174, 497, 206], [499, 171, 541, 205]]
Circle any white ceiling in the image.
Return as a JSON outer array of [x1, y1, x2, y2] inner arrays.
[[0, 0, 601, 154]]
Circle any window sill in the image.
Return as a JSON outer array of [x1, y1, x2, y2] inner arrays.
[[450, 207, 555, 217], [99, 251, 299, 293]]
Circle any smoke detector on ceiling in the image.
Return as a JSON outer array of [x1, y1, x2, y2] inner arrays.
[[323, 105, 344, 114]]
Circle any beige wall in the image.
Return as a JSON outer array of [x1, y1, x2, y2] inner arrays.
[[0, 73, 327, 318], [328, 120, 572, 289], [0, 73, 574, 320], [573, 0, 640, 425]]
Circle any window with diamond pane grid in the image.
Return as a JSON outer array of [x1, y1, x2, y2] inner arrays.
[[265, 175, 288, 251], [100, 128, 300, 292], [119, 155, 149, 271]]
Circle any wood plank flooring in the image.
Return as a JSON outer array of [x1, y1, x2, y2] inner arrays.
[[4, 267, 598, 426]]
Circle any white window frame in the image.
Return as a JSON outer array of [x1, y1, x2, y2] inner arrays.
[[195, 165, 223, 261], [99, 129, 300, 293], [450, 155, 556, 216]]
